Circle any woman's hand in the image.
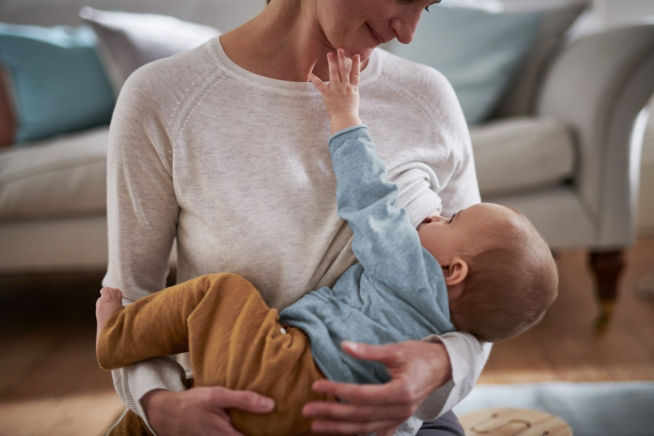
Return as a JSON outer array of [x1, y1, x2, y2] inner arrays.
[[309, 48, 362, 134], [302, 340, 451, 435], [142, 386, 274, 436]]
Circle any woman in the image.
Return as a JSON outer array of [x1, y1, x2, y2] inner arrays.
[[104, 0, 490, 434]]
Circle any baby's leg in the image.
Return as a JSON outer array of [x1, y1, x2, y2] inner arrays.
[[95, 287, 124, 346], [96, 275, 228, 370], [185, 274, 332, 435]]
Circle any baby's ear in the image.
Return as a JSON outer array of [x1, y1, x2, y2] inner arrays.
[[442, 257, 468, 286], [443, 258, 467, 301]]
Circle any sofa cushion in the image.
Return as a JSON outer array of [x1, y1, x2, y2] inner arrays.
[[0, 22, 115, 143], [0, 127, 108, 218], [470, 117, 575, 197], [79, 6, 220, 94], [387, 4, 542, 125]]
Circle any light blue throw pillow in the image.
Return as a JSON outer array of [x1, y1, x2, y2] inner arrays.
[[0, 23, 115, 143], [390, 5, 543, 125]]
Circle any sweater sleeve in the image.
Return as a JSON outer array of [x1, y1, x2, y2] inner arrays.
[[415, 333, 492, 420], [103, 65, 186, 432], [329, 125, 438, 293]]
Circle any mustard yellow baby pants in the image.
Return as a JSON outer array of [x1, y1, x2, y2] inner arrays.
[[98, 273, 332, 435]]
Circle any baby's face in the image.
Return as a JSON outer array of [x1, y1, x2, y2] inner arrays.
[[417, 203, 520, 266]]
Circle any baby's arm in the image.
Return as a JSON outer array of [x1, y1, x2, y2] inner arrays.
[[310, 50, 435, 292], [308, 49, 361, 134]]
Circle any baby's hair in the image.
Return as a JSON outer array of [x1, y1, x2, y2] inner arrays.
[[449, 211, 558, 342]]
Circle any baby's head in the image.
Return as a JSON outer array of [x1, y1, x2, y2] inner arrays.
[[418, 203, 558, 342]]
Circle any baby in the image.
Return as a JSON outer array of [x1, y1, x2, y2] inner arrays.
[[96, 49, 558, 435]]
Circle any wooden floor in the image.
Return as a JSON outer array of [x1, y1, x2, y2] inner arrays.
[[0, 237, 653, 435], [480, 236, 654, 383], [0, 275, 124, 436]]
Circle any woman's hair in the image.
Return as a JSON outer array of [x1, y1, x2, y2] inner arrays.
[[449, 214, 558, 343]]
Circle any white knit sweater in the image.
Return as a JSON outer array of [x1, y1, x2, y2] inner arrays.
[[104, 37, 491, 434]]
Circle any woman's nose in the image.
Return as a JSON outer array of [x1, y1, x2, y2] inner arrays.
[[390, 10, 421, 44], [426, 215, 447, 224]]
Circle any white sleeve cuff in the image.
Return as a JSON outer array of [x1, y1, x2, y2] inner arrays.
[[111, 356, 188, 435], [415, 332, 492, 420]]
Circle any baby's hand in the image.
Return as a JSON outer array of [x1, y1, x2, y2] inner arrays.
[[309, 48, 362, 134]]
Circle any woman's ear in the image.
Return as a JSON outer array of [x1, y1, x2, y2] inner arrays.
[[442, 257, 468, 286]]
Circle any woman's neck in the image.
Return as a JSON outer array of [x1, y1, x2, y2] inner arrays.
[[220, 2, 365, 82]]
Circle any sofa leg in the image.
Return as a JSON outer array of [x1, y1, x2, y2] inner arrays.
[[589, 250, 625, 334]]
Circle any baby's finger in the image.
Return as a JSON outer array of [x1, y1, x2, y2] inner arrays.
[[351, 54, 361, 87], [337, 48, 348, 83], [308, 72, 325, 90], [327, 52, 340, 83]]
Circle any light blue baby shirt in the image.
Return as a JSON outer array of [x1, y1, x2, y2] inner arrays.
[[279, 125, 454, 385]]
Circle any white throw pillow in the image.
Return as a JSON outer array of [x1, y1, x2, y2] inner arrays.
[[79, 6, 220, 94]]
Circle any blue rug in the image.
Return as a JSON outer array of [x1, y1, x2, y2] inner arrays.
[[453, 382, 654, 436]]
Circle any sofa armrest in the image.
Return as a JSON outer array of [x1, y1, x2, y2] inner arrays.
[[535, 24, 654, 248]]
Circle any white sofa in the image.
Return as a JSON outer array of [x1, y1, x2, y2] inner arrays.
[[1, 0, 653, 329]]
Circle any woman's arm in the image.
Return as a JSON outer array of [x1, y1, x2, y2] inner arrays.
[[104, 65, 185, 430], [105, 66, 274, 434]]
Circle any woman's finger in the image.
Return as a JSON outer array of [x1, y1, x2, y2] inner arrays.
[[209, 387, 275, 414], [303, 400, 411, 422], [309, 377, 412, 406], [338, 341, 403, 370]]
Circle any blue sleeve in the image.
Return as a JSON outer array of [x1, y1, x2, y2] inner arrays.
[[329, 126, 434, 291]]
